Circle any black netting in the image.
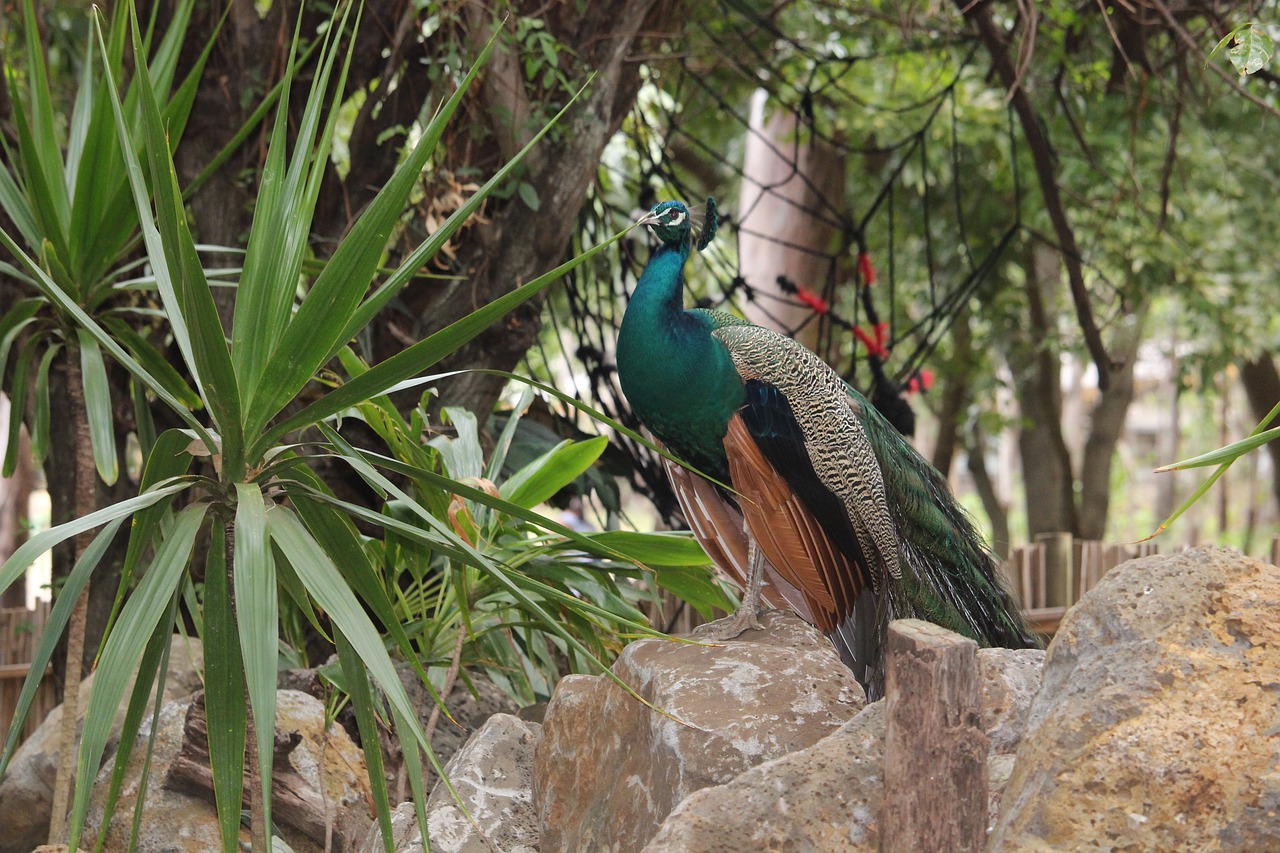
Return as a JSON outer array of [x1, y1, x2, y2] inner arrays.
[[523, 3, 1024, 525]]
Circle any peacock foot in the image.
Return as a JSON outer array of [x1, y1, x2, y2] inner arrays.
[[697, 604, 764, 642]]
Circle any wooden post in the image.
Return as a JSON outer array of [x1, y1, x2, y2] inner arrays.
[[881, 619, 988, 853], [1036, 531, 1074, 608]]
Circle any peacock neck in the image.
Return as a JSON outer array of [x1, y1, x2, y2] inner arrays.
[[626, 241, 691, 325], [618, 238, 743, 480]]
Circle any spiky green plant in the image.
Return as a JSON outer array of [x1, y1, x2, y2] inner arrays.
[[342, 380, 732, 707], [0, 1, 212, 838], [0, 2, 652, 849]]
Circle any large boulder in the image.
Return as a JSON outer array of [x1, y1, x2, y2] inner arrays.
[[359, 713, 541, 853], [642, 646, 1044, 851], [533, 611, 865, 852], [0, 635, 203, 853], [990, 546, 1280, 851]]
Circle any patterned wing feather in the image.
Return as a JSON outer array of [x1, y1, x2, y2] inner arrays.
[[713, 324, 902, 589]]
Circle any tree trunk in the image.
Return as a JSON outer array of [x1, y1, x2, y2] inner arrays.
[[403, 0, 680, 420], [1077, 301, 1148, 540], [737, 89, 848, 353], [930, 304, 976, 479], [175, 0, 290, 331], [1238, 352, 1280, 513], [1009, 244, 1077, 538], [48, 350, 96, 843], [965, 424, 1010, 560], [176, 0, 683, 425]]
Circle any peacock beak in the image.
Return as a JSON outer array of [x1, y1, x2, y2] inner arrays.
[[636, 209, 662, 228]]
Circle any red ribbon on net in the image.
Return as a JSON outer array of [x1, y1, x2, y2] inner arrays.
[[858, 251, 877, 285], [795, 285, 829, 315], [854, 322, 889, 359]]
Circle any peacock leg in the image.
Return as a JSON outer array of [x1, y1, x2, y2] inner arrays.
[[700, 534, 766, 640]]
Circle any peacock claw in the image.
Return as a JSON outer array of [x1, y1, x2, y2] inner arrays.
[[699, 604, 764, 642]]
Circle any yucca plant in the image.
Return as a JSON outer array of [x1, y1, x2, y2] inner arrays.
[[0, 1, 663, 849], [0, 0, 211, 838]]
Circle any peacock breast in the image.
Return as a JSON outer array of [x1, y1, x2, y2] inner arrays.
[[617, 311, 744, 479]]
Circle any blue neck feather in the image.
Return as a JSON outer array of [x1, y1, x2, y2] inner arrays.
[[618, 237, 744, 479]]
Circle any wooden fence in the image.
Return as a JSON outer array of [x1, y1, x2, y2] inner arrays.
[[0, 600, 57, 747]]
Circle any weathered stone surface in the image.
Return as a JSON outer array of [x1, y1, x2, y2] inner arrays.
[[990, 547, 1280, 851], [534, 611, 865, 852], [357, 803, 423, 853], [426, 714, 540, 853], [0, 635, 203, 853], [382, 669, 520, 801], [978, 646, 1045, 824], [642, 640, 1044, 851], [643, 700, 886, 852], [84, 689, 371, 853], [360, 714, 541, 853]]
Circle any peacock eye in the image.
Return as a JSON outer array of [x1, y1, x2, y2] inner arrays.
[[666, 211, 686, 226]]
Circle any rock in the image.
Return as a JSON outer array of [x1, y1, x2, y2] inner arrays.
[[0, 635, 203, 853], [84, 689, 371, 853], [643, 701, 887, 852], [990, 546, 1280, 851], [978, 647, 1045, 755], [978, 647, 1046, 824], [534, 611, 865, 852], [359, 714, 541, 853], [356, 803, 422, 853], [378, 670, 520, 802], [643, 638, 1045, 851], [426, 714, 540, 853], [82, 697, 229, 853]]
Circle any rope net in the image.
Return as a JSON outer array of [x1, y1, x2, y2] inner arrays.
[[523, 2, 1024, 525]]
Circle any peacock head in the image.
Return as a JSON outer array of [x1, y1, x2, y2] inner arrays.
[[638, 197, 718, 252]]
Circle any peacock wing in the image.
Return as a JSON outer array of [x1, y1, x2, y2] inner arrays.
[[713, 324, 903, 690], [713, 324, 902, 584], [661, 452, 815, 622]]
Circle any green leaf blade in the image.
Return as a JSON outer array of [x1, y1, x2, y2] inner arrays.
[[78, 329, 120, 485], [68, 503, 206, 850], [232, 483, 276, 834]]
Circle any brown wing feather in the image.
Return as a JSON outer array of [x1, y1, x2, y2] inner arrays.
[[661, 453, 814, 622], [723, 414, 864, 633]]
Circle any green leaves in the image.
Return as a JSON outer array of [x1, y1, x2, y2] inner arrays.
[[1208, 23, 1275, 77], [233, 484, 277, 833], [78, 330, 118, 484], [1148, 399, 1280, 540], [68, 503, 207, 850], [503, 436, 608, 509], [0, 0, 213, 492]]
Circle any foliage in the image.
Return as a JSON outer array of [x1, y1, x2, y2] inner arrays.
[[1208, 23, 1276, 77], [0, 0, 209, 481], [0, 1, 711, 849]]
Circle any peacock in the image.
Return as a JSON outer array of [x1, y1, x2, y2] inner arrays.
[[616, 198, 1037, 699]]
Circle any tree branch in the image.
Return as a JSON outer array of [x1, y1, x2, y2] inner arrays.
[[1145, 0, 1280, 122], [956, 0, 1114, 390]]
